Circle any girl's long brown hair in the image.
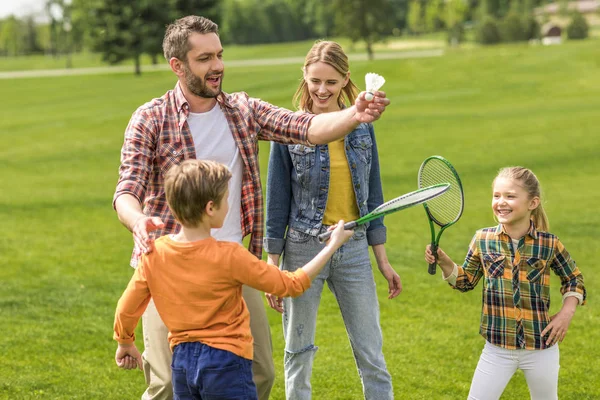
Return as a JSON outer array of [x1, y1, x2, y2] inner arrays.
[[293, 40, 360, 113]]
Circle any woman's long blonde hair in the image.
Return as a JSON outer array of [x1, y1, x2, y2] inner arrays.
[[494, 167, 550, 231], [293, 40, 360, 113]]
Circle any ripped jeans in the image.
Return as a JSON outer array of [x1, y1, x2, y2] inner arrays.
[[281, 226, 393, 400]]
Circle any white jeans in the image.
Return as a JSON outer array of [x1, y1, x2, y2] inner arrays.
[[468, 341, 560, 400]]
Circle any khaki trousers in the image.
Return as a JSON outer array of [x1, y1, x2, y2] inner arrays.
[[140, 286, 275, 400]]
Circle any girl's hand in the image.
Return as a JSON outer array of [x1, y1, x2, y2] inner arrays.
[[377, 262, 402, 299], [424, 245, 452, 268], [541, 298, 578, 345]]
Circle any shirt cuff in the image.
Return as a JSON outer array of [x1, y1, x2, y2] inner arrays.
[[562, 292, 584, 306], [366, 226, 386, 246], [263, 237, 285, 255], [443, 264, 458, 286]]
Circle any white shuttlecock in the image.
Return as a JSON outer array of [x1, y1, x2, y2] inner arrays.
[[364, 73, 385, 101]]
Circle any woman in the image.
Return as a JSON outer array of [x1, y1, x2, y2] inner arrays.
[[264, 40, 401, 400]]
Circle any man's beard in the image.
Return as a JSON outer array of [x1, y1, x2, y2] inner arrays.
[[183, 64, 222, 98]]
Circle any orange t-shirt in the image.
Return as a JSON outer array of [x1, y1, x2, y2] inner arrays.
[[114, 235, 311, 360]]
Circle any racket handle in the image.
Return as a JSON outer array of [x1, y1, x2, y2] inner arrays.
[[317, 221, 358, 243], [428, 243, 437, 275]]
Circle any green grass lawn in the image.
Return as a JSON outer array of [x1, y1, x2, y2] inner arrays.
[[1, 38, 599, 399]]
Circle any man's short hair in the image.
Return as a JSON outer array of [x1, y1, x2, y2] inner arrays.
[[164, 159, 231, 227], [163, 16, 219, 62]]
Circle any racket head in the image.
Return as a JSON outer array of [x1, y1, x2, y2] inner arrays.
[[356, 183, 451, 225], [418, 156, 464, 227]]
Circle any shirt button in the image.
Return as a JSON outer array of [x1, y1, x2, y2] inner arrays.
[[356, 183, 361, 189], [173, 150, 178, 155], [346, 145, 350, 151], [352, 163, 356, 168]]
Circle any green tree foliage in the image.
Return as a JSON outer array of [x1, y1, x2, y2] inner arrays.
[[88, 0, 145, 74], [499, 11, 524, 41], [223, 0, 312, 45], [407, 0, 424, 35], [521, 15, 540, 40], [476, 15, 501, 44], [141, 0, 173, 64], [425, 0, 445, 32], [300, 0, 336, 37], [87, 0, 222, 74], [388, 0, 410, 34], [444, 0, 468, 45], [566, 10, 589, 39], [332, 0, 395, 60], [0, 17, 23, 56]]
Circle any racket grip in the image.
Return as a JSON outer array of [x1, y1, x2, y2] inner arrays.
[[428, 243, 437, 275], [317, 221, 358, 243]]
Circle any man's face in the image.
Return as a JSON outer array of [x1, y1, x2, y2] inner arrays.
[[181, 32, 224, 98]]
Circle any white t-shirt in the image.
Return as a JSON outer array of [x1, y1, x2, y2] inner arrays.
[[186, 104, 243, 244]]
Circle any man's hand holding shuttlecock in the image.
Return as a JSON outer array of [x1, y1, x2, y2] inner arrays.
[[353, 72, 389, 123]]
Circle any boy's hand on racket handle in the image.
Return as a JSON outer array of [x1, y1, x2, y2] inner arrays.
[[326, 220, 355, 249], [425, 245, 454, 274], [115, 344, 143, 371]]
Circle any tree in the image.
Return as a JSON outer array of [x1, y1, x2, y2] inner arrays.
[[88, 0, 207, 74], [425, 0, 444, 33], [407, 0, 424, 35], [46, 0, 74, 67], [567, 10, 589, 39], [333, 0, 395, 60], [444, 0, 468, 45], [0, 16, 22, 56]]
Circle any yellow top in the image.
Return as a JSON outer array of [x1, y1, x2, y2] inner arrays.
[[323, 138, 360, 225]]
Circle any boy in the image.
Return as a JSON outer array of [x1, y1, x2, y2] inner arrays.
[[113, 159, 354, 399]]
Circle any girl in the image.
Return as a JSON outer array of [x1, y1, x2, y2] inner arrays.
[[263, 40, 401, 400], [425, 166, 586, 400]]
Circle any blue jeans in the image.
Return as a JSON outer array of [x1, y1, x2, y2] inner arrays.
[[171, 342, 257, 400], [281, 226, 393, 400]]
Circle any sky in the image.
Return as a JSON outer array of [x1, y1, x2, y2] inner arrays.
[[0, 0, 48, 19]]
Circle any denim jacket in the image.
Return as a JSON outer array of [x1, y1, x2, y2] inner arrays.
[[264, 122, 386, 255]]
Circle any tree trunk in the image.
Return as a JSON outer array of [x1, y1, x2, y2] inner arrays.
[[366, 39, 374, 60], [151, 53, 158, 65], [134, 53, 141, 76]]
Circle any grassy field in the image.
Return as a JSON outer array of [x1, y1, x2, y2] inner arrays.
[[0, 37, 599, 399]]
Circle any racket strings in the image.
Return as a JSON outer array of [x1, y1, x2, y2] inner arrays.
[[419, 160, 463, 225]]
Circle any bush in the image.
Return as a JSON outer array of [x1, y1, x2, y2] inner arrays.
[[567, 11, 589, 40], [522, 15, 540, 40], [500, 11, 525, 42], [447, 22, 465, 46], [476, 16, 501, 45]]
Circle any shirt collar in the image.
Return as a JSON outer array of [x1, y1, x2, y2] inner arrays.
[[494, 220, 539, 240]]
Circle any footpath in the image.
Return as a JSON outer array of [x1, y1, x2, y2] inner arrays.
[[0, 49, 443, 80]]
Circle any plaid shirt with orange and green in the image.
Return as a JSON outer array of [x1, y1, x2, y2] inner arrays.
[[447, 222, 586, 350], [113, 83, 314, 266]]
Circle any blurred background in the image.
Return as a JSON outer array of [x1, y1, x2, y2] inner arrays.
[[0, 0, 597, 74]]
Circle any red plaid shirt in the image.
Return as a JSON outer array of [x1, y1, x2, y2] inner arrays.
[[114, 83, 314, 266]]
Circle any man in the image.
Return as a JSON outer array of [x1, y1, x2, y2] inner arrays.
[[113, 15, 390, 400]]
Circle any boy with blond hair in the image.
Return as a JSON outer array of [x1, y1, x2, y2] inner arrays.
[[113, 159, 354, 399]]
